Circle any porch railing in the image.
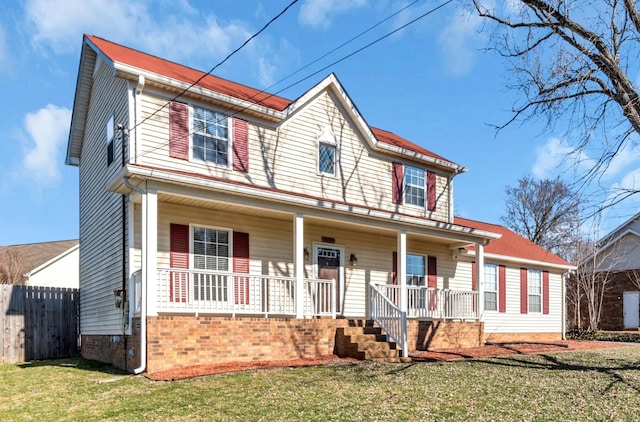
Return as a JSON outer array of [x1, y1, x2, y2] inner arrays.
[[155, 268, 334, 317], [377, 285, 479, 320], [369, 282, 408, 358]]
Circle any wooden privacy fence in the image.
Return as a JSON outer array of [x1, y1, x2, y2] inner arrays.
[[1, 285, 79, 363]]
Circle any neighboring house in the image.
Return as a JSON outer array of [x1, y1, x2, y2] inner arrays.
[[580, 213, 640, 330], [0, 240, 79, 288], [66, 34, 574, 374]]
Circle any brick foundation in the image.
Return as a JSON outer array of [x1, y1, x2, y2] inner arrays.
[[81, 318, 141, 371], [485, 332, 562, 343], [407, 320, 484, 350]]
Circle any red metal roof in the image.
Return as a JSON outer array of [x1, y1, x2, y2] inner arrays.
[[454, 217, 573, 267], [84, 35, 459, 168], [85, 35, 292, 111], [370, 127, 453, 164]]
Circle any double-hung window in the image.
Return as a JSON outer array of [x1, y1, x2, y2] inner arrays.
[[528, 269, 542, 313], [404, 165, 425, 207], [484, 263, 498, 311], [192, 226, 230, 301], [407, 254, 426, 309], [192, 106, 229, 166]]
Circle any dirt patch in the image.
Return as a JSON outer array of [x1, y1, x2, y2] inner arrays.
[[146, 341, 635, 381]]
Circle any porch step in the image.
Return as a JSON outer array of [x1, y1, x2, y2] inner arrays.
[[335, 323, 408, 363]]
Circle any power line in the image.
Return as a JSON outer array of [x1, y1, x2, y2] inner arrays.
[[134, 0, 453, 160], [130, 0, 300, 134]]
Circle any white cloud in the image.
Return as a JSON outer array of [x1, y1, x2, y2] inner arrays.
[[20, 105, 71, 185], [531, 137, 594, 179], [298, 0, 367, 29], [437, 7, 484, 76], [600, 141, 640, 181]]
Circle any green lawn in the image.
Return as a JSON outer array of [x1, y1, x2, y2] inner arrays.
[[2, 346, 640, 421]]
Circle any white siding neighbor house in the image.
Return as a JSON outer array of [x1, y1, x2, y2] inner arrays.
[[66, 35, 574, 374], [0, 240, 79, 288]]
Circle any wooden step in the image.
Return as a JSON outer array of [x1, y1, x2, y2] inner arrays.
[[335, 324, 409, 363]]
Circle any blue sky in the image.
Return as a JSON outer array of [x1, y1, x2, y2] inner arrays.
[[1, 0, 639, 246]]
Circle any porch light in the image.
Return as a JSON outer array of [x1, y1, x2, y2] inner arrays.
[[349, 253, 358, 266], [304, 247, 310, 261]]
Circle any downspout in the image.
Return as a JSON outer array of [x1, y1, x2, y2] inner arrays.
[[124, 177, 147, 374], [561, 270, 571, 340]]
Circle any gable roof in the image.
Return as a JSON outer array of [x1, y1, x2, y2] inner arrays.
[[454, 217, 574, 269], [0, 240, 79, 282], [68, 35, 462, 172]]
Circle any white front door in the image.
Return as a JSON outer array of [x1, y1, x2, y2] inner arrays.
[[623, 292, 640, 329]]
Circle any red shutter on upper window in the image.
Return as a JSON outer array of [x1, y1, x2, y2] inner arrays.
[[170, 223, 189, 302], [427, 171, 436, 211], [428, 256, 437, 311], [543, 270, 550, 315], [233, 232, 250, 305], [392, 162, 404, 205], [232, 118, 249, 172], [520, 268, 528, 314], [498, 264, 506, 313], [169, 102, 189, 160]]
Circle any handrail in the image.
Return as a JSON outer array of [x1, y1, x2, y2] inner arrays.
[[369, 282, 408, 358]]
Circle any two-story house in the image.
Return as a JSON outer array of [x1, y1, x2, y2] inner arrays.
[[66, 35, 574, 374]]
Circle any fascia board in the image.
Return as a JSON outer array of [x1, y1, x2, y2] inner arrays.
[[464, 250, 576, 272], [113, 63, 285, 121]]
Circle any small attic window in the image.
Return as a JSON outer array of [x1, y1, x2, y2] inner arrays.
[[317, 127, 336, 176], [106, 115, 114, 166]]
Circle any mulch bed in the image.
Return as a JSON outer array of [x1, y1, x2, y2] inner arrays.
[[145, 340, 634, 381]]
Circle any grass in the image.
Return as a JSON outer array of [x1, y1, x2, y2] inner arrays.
[[1, 346, 640, 421]]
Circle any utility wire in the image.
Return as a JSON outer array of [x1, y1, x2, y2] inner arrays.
[[135, 0, 453, 160], [129, 0, 300, 134]]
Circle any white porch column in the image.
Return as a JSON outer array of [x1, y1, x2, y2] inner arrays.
[[294, 213, 305, 318], [143, 187, 158, 317], [476, 241, 485, 319], [398, 231, 407, 314]]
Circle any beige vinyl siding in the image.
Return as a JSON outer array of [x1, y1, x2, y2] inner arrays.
[[26, 247, 79, 288], [78, 56, 129, 335], [482, 267, 563, 335], [135, 88, 451, 223], [597, 233, 640, 272]]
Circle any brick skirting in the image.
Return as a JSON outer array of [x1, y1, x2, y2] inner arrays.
[[84, 317, 561, 373]]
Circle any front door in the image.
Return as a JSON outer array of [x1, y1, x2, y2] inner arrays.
[[316, 246, 342, 314], [623, 292, 640, 329]]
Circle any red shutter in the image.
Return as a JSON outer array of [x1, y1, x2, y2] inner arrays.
[[232, 118, 249, 172], [498, 264, 506, 313], [169, 102, 189, 160], [428, 256, 437, 311], [520, 268, 528, 314], [427, 171, 436, 211], [233, 232, 250, 305], [392, 163, 404, 205], [170, 223, 189, 302], [542, 270, 550, 314]]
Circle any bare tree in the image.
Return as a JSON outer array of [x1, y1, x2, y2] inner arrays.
[[473, 1, 640, 202], [502, 176, 581, 259], [0, 249, 27, 284]]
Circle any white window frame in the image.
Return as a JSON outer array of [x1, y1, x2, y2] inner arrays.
[[406, 254, 426, 286], [484, 263, 498, 312], [318, 143, 337, 176], [190, 224, 233, 302], [528, 269, 542, 313], [404, 165, 426, 208], [106, 115, 115, 166], [190, 104, 232, 168]]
